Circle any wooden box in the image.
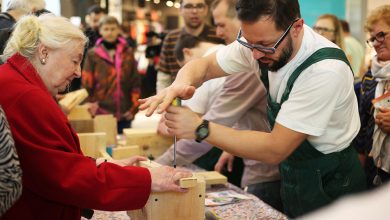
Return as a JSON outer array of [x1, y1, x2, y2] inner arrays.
[[128, 161, 205, 220], [77, 132, 106, 158]]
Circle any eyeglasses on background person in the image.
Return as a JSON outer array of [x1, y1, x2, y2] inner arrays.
[[367, 30, 389, 47], [236, 18, 300, 54], [182, 3, 206, 11], [312, 26, 335, 34]]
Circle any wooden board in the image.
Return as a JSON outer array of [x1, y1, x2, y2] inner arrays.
[[68, 105, 91, 120], [59, 89, 88, 113], [128, 160, 205, 220], [123, 128, 173, 159], [77, 132, 106, 158], [112, 145, 140, 159], [94, 114, 117, 146], [195, 171, 227, 185], [69, 119, 94, 133]]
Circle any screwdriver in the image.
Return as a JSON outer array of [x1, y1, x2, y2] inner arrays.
[[172, 97, 181, 168]]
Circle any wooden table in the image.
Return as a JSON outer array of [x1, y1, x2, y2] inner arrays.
[[83, 181, 287, 220]]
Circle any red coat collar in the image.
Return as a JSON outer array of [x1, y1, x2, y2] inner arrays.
[[7, 53, 50, 94]]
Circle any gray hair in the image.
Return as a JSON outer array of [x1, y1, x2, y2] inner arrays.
[[7, 0, 46, 13], [2, 14, 88, 62]]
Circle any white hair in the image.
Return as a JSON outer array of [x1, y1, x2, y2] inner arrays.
[[2, 14, 88, 61], [7, 0, 46, 13]]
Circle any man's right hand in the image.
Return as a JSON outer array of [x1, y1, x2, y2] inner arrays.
[[214, 151, 234, 173], [138, 84, 196, 117], [148, 166, 192, 192]]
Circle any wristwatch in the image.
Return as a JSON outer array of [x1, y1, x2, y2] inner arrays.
[[195, 120, 209, 143]]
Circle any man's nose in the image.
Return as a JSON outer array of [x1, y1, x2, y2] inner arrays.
[[252, 49, 265, 60]]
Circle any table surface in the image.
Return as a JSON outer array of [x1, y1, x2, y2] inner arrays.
[[83, 182, 287, 220]]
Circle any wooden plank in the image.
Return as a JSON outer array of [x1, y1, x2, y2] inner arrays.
[[77, 132, 106, 158], [94, 114, 117, 146], [68, 105, 91, 120], [69, 119, 94, 133], [123, 128, 173, 159], [195, 171, 227, 185], [59, 88, 88, 113], [112, 145, 140, 159]]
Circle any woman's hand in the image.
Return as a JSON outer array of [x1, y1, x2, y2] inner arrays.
[[149, 166, 192, 192], [375, 108, 390, 133], [164, 106, 202, 139]]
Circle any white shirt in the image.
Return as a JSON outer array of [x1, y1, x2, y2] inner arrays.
[[216, 24, 360, 154], [183, 45, 226, 114]]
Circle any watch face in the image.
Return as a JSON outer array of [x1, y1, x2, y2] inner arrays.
[[198, 127, 208, 138]]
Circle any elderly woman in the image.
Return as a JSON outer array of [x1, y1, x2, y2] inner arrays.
[[0, 106, 22, 216], [354, 5, 390, 189], [0, 14, 190, 219]]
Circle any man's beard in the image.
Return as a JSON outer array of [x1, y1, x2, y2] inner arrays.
[[261, 35, 293, 72]]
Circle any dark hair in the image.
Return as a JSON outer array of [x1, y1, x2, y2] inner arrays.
[[87, 5, 105, 15], [236, 0, 301, 30], [339, 19, 350, 33], [174, 34, 201, 62], [98, 16, 120, 28]]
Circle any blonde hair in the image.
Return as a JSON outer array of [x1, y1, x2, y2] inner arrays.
[[365, 5, 390, 32], [6, 0, 46, 13], [2, 14, 88, 62], [316, 14, 345, 50]]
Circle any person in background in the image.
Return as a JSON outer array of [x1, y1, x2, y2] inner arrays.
[[313, 14, 346, 51], [0, 0, 46, 53], [140, 0, 366, 217], [340, 19, 366, 79], [157, 34, 245, 187], [354, 4, 390, 189], [84, 5, 107, 49], [0, 0, 45, 29], [68, 5, 107, 92], [0, 14, 190, 219], [83, 16, 141, 134], [156, 0, 223, 92], [0, 106, 22, 217]]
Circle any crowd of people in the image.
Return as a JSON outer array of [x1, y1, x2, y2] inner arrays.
[[0, 0, 389, 219]]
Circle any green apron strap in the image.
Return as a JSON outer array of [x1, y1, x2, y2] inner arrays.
[[280, 47, 351, 104], [259, 63, 269, 92]]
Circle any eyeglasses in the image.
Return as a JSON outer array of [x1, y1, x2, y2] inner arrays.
[[313, 26, 335, 34], [236, 19, 300, 54], [182, 3, 206, 11], [367, 30, 389, 47]]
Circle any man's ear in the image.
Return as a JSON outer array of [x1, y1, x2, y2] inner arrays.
[[183, 48, 193, 58], [291, 19, 304, 37]]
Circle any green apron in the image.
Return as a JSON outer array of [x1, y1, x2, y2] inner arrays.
[[260, 47, 366, 217]]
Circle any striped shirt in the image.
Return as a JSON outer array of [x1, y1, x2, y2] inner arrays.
[[0, 106, 22, 216], [158, 25, 224, 80]]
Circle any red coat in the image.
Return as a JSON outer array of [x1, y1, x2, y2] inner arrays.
[[0, 54, 151, 219]]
